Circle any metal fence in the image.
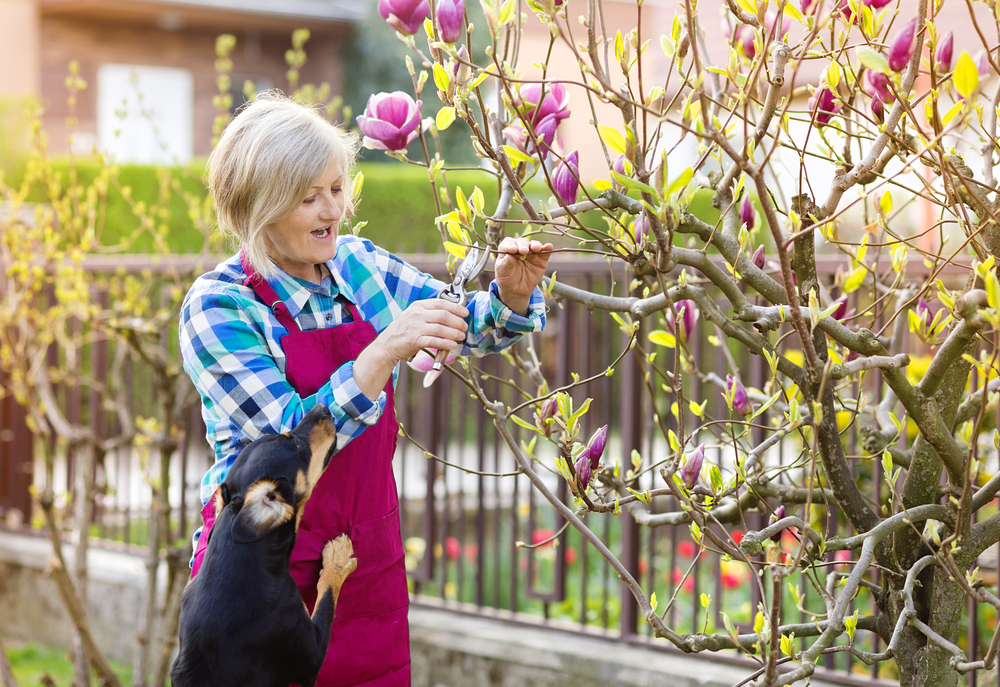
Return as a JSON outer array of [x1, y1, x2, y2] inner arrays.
[[0, 252, 991, 685]]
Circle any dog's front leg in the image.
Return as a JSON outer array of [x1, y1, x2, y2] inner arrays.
[[307, 534, 357, 667]]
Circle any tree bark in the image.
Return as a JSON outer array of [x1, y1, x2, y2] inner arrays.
[[0, 634, 20, 687]]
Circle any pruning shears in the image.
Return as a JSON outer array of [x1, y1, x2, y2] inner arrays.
[[433, 243, 490, 371]]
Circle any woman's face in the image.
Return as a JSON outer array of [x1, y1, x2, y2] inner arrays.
[[267, 161, 345, 282]]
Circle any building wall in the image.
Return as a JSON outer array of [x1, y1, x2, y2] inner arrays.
[[0, 0, 40, 97], [39, 15, 348, 159]]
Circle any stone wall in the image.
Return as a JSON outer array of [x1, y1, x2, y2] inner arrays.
[[0, 529, 847, 687]]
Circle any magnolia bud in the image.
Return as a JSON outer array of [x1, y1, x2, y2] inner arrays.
[[752, 245, 766, 269], [769, 505, 785, 542], [574, 453, 592, 492], [935, 32, 954, 73], [739, 195, 755, 230], [888, 18, 918, 73], [871, 94, 885, 125], [587, 425, 608, 470], [681, 445, 704, 489], [726, 374, 751, 416]]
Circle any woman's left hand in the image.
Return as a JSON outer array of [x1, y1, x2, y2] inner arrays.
[[494, 237, 554, 315]]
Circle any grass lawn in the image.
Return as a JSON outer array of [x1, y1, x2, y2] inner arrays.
[[4, 640, 133, 687]]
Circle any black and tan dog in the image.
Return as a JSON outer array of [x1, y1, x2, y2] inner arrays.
[[171, 404, 356, 687]]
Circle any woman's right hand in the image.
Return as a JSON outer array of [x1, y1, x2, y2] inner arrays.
[[377, 299, 470, 364], [353, 299, 469, 401]]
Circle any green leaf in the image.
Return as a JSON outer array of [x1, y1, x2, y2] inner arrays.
[[650, 591, 658, 612], [955, 51, 980, 100], [497, 0, 515, 25], [941, 100, 964, 126], [843, 265, 867, 294], [433, 62, 451, 91], [988, 271, 1000, 310], [436, 106, 456, 130], [856, 46, 890, 74], [597, 125, 627, 155], [510, 413, 542, 434], [648, 329, 676, 348], [444, 241, 467, 258], [471, 187, 485, 215], [610, 170, 655, 195], [503, 145, 535, 165], [879, 190, 892, 216], [664, 167, 694, 197]]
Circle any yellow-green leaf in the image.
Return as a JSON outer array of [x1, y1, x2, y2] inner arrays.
[[455, 186, 471, 220], [433, 62, 451, 91], [444, 241, 467, 258], [941, 100, 964, 126], [597, 125, 627, 155], [650, 591, 658, 612], [879, 190, 892, 216], [856, 46, 890, 74], [843, 265, 866, 294], [498, 0, 515, 25], [503, 145, 535, 165], [436, 106, 456, 130], [955, 51, 979, 100], [648, 330, 676, 348]]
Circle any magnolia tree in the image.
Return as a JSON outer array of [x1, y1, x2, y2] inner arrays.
[[359, 0, 1000, 684]]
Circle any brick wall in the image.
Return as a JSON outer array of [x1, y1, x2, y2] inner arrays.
[[39, 15, 349, 158]]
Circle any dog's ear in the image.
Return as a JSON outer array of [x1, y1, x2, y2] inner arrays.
[[231, 478, 294, 543]]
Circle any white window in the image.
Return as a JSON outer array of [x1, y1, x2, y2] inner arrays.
[[97, 64, 193, 165]]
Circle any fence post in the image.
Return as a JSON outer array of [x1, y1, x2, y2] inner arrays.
[[619, 326, 643, 638]]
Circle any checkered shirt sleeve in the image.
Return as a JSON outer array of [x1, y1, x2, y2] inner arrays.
[[180, 236, 546, 513]]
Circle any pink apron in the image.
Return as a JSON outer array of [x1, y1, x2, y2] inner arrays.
[[191, 258, 411, 686]]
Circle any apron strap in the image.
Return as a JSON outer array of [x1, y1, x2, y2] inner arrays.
[[239, 252, 301, 334]]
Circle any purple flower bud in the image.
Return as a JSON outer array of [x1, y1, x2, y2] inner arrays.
[[809, 87, 841, 128], [831, 296, 848, 322], [357, 91, 423, 152], [871, 94, 885, 124], [453, 44, 473, 86], [769, 505, 785, 542], [668, 300, 698, 343], [586, 425, 608, 470], [845, 350, 859, 363], [740, 195, 755, 230], [888, 18, 918, 73], [378, 0, 430, 35], [735, 25, 756, 58], [682, 445, 704, 489], [977, 50, 991, 78], [863, 70, 894, 104], [553, 151, 580, 205], [633, 213, 649, 244], [574, 453, 591, 491], [752, 245, 766, 270], [435, 0, 464, 42], [915, 298, 934, 327], [727, 374, 752, 416], [935, 32, 954, 73]]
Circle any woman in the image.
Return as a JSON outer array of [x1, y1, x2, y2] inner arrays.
[[178, 91, 552, 686]]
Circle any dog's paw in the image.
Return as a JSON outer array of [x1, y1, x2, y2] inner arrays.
[[320, 534, 358, 594]]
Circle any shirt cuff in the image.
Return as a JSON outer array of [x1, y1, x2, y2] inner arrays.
[[489, 281, 546, 333], [335, 361, 386, 426]]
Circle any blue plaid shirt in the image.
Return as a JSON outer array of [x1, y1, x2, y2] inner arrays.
[[180, 236, 546, 513]]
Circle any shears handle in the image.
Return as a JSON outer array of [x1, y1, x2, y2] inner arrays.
[[432, 286, 467, 371]]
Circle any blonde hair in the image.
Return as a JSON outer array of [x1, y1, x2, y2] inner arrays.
[[208, 91, 360, 279]]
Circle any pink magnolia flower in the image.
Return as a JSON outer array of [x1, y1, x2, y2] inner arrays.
[[529, 113, 560, 156], [552, 151, 580, 205], [516, 82, 571, 126], [888, 18, 918, 73], [915, 297, 934, 327], [358, 91, 422, 152], [633, 213, 649, 244], [809, 87, 841, 128], [585, 425, 608, 470], [378, 0, 430, 35], [435, 0, 464, 42], [407, 349, 458, 387]]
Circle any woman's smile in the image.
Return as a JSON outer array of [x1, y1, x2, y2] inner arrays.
[[267, 160, 345, 282]]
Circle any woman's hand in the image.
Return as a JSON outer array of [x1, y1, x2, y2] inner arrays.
[[353, 300, 469, 400], [494, 237, 554, 315]]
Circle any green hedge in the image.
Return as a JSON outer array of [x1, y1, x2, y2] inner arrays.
[[7, 158, 723, 255]]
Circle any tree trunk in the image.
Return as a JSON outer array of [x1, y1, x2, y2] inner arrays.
[[150, 546, 190, 687], [0, 634, 20, 687], [131, 504, 160, 687], [71, 444, 97, 687], [913, 566, 965, 687]]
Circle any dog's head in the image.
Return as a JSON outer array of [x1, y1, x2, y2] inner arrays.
[[216, 404, 337, 543]]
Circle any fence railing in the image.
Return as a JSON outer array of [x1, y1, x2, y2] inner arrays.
[[0, 252, 988, 686]]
